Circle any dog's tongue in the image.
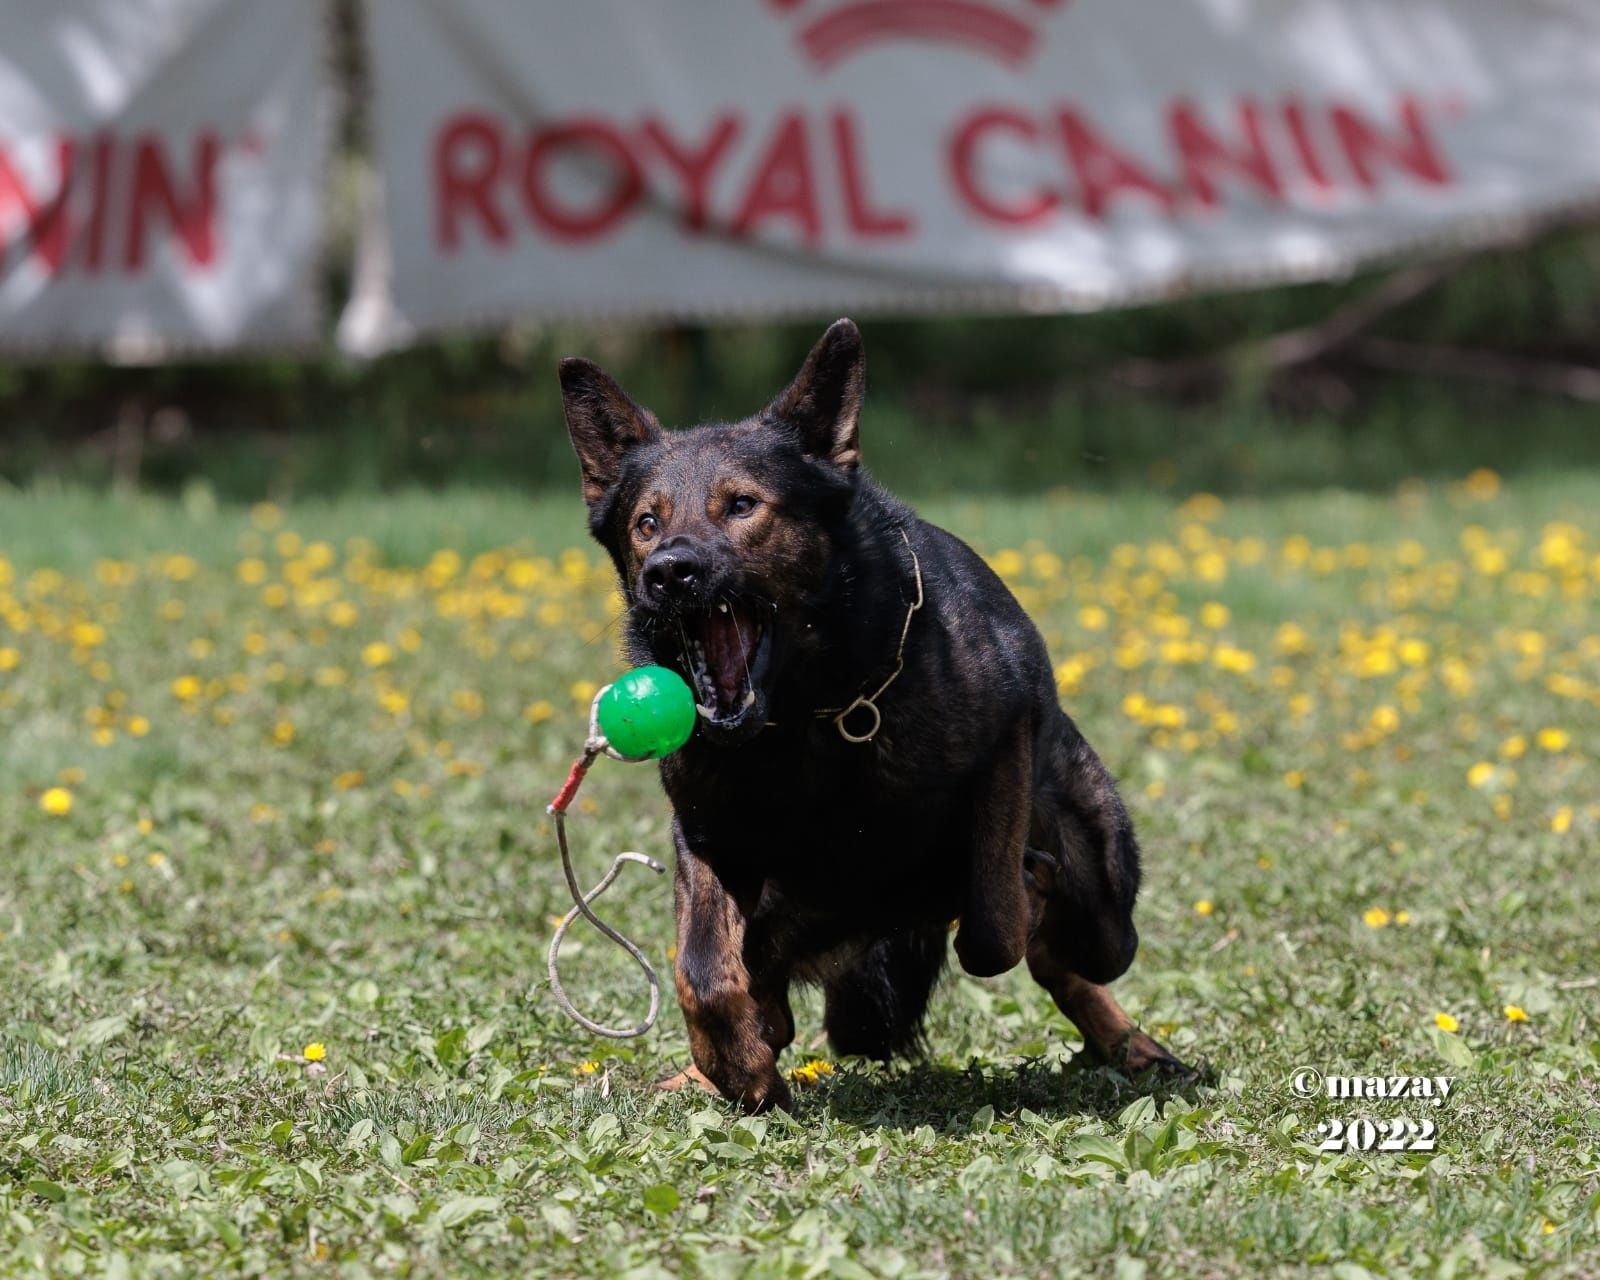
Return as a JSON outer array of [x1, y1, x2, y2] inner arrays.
[[703, 604, 754, 705]]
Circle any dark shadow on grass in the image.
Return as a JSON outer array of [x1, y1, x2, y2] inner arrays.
[[813, 1051, 1218, 1131]]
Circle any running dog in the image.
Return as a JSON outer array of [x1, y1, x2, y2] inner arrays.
[[559, 319, 1184, 1111]]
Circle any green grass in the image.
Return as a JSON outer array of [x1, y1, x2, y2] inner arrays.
[[1, 470, 1597, 1278]]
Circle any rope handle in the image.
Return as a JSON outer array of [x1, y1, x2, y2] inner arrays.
[[544, 686, 667, 1039], [546, 805, 664, 1039]]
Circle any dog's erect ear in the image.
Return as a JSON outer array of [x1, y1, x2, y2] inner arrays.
[[559, 358, 663, 505], [764, 318, 864, 472]]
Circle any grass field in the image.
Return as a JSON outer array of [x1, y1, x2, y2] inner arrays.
[[1, 468, 1597, 1278]]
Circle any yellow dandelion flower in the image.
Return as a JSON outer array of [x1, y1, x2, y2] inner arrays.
[[1283, 770, 1305, 789], [1213, 645, 1257, 674], [524, 699, 555, 725], [1551, 807, 1573, 834], [333, 770, 366, 791], [112, 852, 130, 868], [0, 647, 21, 671], [1178, 492, 1224, 522], [236, 558, 268, 585], [1503, 1005, 1528, 1023], [69, 622, 106, 649], [1536, 727, 1570, 753], [170, 675, 202, 701], [1274, 622, 1310, 655], [1395, 911, 1411, 925], [1193, 899, 1214, 917], [1199, 602, 1230, 630], [39, 787, 73, 816], [146, 852, 166, 868], [251, 502, 284, 530], [577, 1060, 599, 1075], [788, 1058, 835, 1087], [362, 641, 395, 668], [1053, 657, 1086, 694], [570, 679, 600, 705], [1398, 638, 1430, 667], [1462, 467, 1500, 500], [989, 548, 1024, 578], [127, 715, 150, 737], [1362, 907, 1391, 929], [1434, 1012, 1459, 1033], [302, 1042, 326, 1062], [1466, 762, 1495, 789], [271, 720, 296, 746]]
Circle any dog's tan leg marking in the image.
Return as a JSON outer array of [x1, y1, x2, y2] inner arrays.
[[1026, 944, 1182, 1072], [954, 722, 1034, 978], [673, 846, 792, 1113]]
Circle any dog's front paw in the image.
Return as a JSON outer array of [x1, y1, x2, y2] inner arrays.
[[738, 1070, 793, 1114]]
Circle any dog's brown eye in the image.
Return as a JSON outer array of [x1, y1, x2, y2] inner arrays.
[[636, 512, 660, 539], [728, 495, 759, 517]]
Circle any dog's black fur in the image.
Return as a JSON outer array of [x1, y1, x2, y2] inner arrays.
[[561, 320, 1180, 1111]]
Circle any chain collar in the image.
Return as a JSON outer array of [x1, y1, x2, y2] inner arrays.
[[814, 527, 924, 744]]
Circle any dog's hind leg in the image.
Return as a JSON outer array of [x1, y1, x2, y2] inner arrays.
[[1025, 711, 1186, 1073], [1025, 940, 1182, 1072], [823, 924, 948, 1060]]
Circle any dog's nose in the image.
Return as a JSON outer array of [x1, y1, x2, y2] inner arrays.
[[642, 542, 705, 604]]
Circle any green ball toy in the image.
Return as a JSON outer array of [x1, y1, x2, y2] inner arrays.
[[594, 666, 696, 760]]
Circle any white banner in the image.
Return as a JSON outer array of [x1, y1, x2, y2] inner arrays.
[[345, 0, 1600, 352], [0, 0, 326, 357]]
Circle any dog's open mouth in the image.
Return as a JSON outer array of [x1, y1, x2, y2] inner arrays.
[[679, 597, 774, 737]]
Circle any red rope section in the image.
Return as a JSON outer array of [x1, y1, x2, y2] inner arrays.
[[547, 748, 598, 816]]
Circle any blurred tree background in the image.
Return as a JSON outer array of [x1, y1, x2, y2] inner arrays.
[[3, 0, 1598, 501]]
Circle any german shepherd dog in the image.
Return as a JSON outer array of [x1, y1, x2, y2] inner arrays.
[[560, 320, 1183, 1111]]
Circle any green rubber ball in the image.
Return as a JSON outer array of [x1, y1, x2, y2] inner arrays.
[[595, 665, 697, 760]]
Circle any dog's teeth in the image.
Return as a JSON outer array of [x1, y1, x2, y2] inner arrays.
[[696, 703, 716, 720], [718, 602, 729, 614], [741, 690, 755, 709]]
